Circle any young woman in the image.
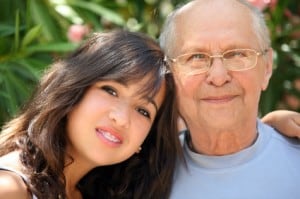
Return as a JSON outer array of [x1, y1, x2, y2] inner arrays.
[[0, 30, 181, 199]]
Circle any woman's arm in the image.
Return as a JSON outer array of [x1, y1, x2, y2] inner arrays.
[[262, 110, 300, 138]]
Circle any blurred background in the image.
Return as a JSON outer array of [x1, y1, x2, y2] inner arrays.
[[0, 0, 299, 128]]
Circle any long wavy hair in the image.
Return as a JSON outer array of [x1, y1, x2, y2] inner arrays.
[[0, 30, 182, 199]]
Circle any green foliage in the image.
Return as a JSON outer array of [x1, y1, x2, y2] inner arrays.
[[259, 0, 300, 115], [0, 0, 77, 126], [0, 0, 299, 127]]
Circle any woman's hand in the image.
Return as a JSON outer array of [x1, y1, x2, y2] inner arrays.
[[262, 110, 300, 138]]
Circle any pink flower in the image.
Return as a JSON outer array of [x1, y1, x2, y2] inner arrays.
[[294, 78, 300, 91], [284, 9, 293, 19], [247, 0, 277, 10], [67, 24, 90, 43], [284, 94, 300, 110]]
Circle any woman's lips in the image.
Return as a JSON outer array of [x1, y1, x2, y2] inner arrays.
[[96, 127, 123, 146]]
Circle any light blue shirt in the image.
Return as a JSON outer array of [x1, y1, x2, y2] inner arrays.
[[170, 120, 300, 199]]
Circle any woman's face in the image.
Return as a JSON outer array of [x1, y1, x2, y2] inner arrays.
[[66, 77, 166, 168]]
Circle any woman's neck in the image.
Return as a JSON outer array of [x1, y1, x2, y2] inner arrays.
[[63, 158, 92, 199]]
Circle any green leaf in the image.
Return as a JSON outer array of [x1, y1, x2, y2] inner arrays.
[[21, 25, 42, 49], [14, 9, 20, 51], [2, 73, 21, 115], [26, 42, 78, 54], [17, 58, 49, 78], [69, 0, 125, 25], [10, 61, 39, 83], [0, 24, 16, 37], [29, 0, 63, 41]]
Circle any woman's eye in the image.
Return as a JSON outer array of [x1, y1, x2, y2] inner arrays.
[[101, 86, 117, 97], [136, 107, 151, 119]]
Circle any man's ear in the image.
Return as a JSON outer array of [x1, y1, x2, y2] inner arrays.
[[261, 48, 273, 91]]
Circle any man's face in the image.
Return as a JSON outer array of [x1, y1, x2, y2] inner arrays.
[[170, 0, 273, 133]]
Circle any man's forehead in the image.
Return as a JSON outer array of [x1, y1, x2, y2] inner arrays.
[[176, 0, 249, 19]]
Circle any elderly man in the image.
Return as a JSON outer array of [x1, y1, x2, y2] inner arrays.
[[159, 0, 300, 198]]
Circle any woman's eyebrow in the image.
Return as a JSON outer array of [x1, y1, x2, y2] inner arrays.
[[147, 97, 158, 112], [121, 82, 159, 112]]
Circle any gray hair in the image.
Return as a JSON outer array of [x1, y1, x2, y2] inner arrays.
[[159, 0, 271, 57]]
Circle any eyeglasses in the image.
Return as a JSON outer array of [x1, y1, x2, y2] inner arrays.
[[168, 48, 269, 76]]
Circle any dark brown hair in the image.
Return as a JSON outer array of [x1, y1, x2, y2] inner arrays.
[[0, 30, 181, 199]]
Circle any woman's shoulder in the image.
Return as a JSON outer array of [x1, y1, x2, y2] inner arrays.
[[0, 169, 31, 199], [0, 151, 31, 199]]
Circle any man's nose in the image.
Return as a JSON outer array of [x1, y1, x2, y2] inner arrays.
[[205, 56, 231, 86]]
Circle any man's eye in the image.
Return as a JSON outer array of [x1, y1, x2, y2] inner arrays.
[[192, 53, 207, 59], [136, 107, 151, 119], [225, 51, 246, 58], [101, 86, 117, 97], [187, 53, 207, 62]]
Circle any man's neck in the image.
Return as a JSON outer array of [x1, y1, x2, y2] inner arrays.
[[187, 126, 258, 156]]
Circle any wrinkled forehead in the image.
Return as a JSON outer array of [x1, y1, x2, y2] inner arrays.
[[179, 0, 248, 13], [176, 0, 252, 29], [172, 0, 257, 53]]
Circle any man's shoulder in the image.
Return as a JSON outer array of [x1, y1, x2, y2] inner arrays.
[[259, 121, 300, 149], [272, 131, 300, 148]]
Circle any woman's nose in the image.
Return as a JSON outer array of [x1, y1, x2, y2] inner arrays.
[[108, 103, 130, 129]]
